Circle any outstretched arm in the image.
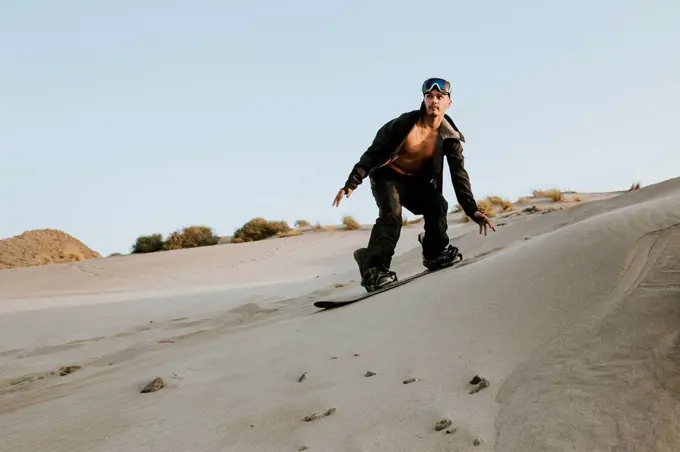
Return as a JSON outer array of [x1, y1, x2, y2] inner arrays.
[[446, 140, 478, 218], [446, 140, 496, 235]]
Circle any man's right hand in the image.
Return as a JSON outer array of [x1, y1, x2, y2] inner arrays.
[[472, 211, 496, 236], [332, 188, 353, 207]]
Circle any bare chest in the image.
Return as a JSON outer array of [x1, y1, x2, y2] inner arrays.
[[399, 126, 438, 159]]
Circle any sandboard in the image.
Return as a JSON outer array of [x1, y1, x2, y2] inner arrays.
[[313, 253, 464, 310]]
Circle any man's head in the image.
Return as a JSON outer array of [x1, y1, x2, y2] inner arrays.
[[421, 77, 452, 117]]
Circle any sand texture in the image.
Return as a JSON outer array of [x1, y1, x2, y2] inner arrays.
[[1, 178, 679, 451]]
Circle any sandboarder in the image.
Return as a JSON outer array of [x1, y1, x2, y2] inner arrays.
[[332, 77, 495, 291]]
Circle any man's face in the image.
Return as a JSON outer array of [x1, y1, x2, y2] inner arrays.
[[423, 89, 451, 116]]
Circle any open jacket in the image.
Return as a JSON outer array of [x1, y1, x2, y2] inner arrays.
[[343, 105, 480, 219]]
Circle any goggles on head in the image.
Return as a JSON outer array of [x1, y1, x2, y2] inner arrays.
[[421, 78, 451, 95]]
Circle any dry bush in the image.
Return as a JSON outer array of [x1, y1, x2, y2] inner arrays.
[[131, 233, 165, 254], [546, 189, 564, 202], [500, 199, 514, 211], [342, 215, 360, 230], [232, 217, 291, 242], [164, 225, 219, 250], [532, 188, 563, 202], [477, 199, 497, 217], [628, 182, 642, 191], [294, 220, 310, 227], [485, 195, 514, 212]]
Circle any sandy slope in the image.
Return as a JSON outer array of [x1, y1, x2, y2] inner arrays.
[[0, 178, 679, 451]]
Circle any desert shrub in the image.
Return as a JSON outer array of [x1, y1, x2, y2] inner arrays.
[[232, 217, 291, 242], [628, 182, 641, 191], [131, 233, 165, 254], [546, 189, 564, 202], [164, 225, 220, 250], [342, 215, 360, 230], [485, 195, 514, 212], [294, 219, 310, 227], [532, 188, 564, 202], [477, 199, 497, 217]]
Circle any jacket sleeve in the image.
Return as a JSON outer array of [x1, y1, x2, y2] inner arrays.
[[446, 140, 479, 219], [343, 118, 398, 191]]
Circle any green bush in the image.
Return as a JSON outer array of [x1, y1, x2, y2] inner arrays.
[[232, 217, 291, 242], [164, 225, 220, 250], [131, 234, 165, 254]]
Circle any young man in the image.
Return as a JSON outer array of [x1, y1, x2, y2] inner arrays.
[[332, 77, 495, 292]]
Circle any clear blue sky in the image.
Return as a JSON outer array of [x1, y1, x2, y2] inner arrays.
[[2, 1, 678, 256]]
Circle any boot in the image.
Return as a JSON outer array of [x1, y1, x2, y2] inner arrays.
[[418, 232, 462, 270], [353, 248, 397, 292]]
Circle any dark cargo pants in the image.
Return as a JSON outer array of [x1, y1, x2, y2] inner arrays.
[[363, 165, 450, 272]]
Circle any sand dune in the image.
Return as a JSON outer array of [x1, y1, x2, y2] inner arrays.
[[0, 178, 679, 451]]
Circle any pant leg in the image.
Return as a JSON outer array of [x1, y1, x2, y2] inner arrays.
[[401, 180, 450, 260], [364, 168, 405, 271]]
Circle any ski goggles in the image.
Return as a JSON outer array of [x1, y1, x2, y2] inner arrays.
[[421, 78, 451, 95]]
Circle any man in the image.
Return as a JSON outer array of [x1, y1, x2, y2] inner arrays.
[[332, 77, 495, 292]]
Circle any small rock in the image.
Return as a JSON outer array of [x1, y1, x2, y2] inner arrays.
[[298, 372, 308, 383], [330, 357, 338, 360], [469, 375, 482, 385], [303, 407, 336, 422], [140, 377, 165, 393], [298, 447, 309, 451], [403, 377, 418, 384], [469, 376, 490, 394], [59, 365, 81, 376], [473, 438, 483, 446], [435, 419, 452, 431], [354, 353, 360, 357], [364, 371, 376, 377], [446, 428, 458, 435]]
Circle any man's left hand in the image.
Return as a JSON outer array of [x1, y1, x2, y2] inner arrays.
[[472, 211, 496, 236]]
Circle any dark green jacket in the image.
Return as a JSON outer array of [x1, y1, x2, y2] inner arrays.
[[343, 105, 480, 218]]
